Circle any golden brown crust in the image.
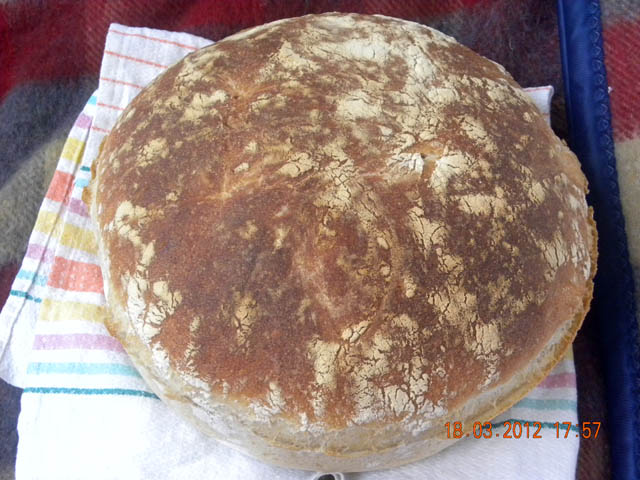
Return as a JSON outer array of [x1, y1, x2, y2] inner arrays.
[[86, 13, 596, 470]]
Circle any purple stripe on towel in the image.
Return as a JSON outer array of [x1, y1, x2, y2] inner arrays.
[[33, 334, 125, 353], [25, 244, 55, 263], [538, 372, 576, 389], [68, 197, 89, 217], [74, 113, 92, 129]]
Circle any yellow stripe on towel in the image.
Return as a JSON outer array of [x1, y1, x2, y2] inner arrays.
[[33, 210, 60, 236], [61, 137, 87, 164], [33, 210, 98, 255], [34, 212, 97, 255], [59, 222, 98, 254], [40, 298, 110, 324]]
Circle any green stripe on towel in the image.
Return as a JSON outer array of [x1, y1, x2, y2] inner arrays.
[[23, 387, 158, 399], [27, 362, 141, 377]]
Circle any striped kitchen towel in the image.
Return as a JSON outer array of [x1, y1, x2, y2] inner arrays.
[[0, 24, 580, 480]]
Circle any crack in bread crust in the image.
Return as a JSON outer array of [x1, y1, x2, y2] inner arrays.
[[87, 13, 597, 472]]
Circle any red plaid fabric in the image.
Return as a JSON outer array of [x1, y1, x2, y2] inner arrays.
[[0, 0, 491, 102]]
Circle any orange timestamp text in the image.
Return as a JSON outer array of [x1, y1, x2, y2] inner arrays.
[[445, 421, 601, 439]]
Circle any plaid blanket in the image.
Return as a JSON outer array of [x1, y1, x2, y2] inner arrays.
[[0, 1, 636, 479]]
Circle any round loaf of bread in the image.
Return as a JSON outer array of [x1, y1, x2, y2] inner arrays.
[[84, 13, 597, 472]]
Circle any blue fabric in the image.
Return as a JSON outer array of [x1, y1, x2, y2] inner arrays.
[[558, 1, 640, 478]]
